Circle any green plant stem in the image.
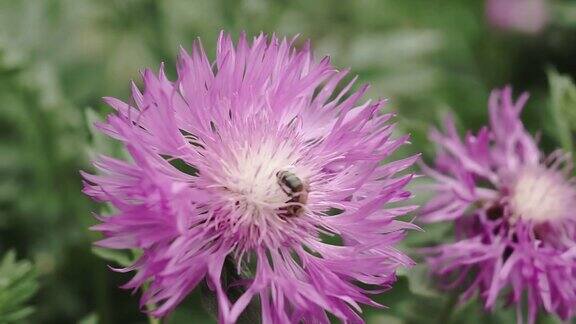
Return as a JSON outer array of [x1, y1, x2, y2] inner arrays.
[[148, 315, 161, 324], [437, 293, 459, 324], [143, 281, 161, 324]]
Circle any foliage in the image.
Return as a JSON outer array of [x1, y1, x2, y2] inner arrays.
[[0, 251, 38, 323], [548, 70, 576, 153]]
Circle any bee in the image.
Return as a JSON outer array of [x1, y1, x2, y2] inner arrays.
[[276, 170, 309, 218]]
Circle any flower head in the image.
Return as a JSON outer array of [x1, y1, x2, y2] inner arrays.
[[82, 32, 416, 323], [421, 87, 576, 323], [486, 0, 549, 35]]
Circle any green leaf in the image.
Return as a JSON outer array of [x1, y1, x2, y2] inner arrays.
[[367, 314, 403, 324], [1, 307, 35, 323], [400, 264, 440, 298], [91, 247, 133, 267], [78, 312, 99, 324], [547, 69, 576, 153], [0, 250, 39, 323], [83, 107, 123, 159]]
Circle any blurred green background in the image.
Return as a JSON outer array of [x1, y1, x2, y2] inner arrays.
[[1, 0, 576, 323]]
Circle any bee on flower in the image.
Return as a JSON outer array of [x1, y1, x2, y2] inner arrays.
[[82, 32, 417, 323]]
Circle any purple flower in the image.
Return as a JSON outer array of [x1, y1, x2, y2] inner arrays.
[[486, 0, 549, 35], [82, 32, 417, 323], [421, 87, 576, 323]]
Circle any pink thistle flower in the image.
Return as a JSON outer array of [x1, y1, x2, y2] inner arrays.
[[421, 87, 576, 323], [486, 0, 549, 35], [82, 32, 417, 323]]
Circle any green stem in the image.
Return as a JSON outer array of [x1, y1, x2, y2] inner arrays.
[[148, 315, 161, 324], [437, 293, 459, 324], [143, 281, 162, 324]]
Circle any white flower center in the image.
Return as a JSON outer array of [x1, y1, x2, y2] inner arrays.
[[219, 139, 310, 213], [509, 166, 575, 223]]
